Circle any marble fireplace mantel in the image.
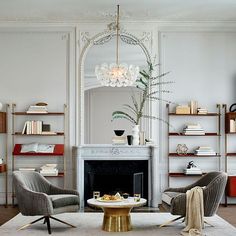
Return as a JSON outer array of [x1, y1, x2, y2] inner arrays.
[[73, 144, 158, 209]]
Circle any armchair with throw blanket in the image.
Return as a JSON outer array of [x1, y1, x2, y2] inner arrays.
[[13, 171, 80, 234], [161, 171, 227, 227]]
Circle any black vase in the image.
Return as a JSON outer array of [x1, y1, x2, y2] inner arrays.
[[127, 135, 133, 145]]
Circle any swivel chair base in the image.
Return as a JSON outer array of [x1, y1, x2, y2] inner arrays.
[[18, 215, 76, 234]]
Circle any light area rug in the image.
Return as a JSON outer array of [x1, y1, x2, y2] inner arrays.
[[1, 212, 236, 236]]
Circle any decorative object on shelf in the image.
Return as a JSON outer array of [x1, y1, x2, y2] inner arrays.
[[132, 125, 140, 145], [114, 129, 125, 136], [175, 105, 190, 114], [35, 102, 48, 106], [229, 103, 236, 112], [122, 193, 129, 199], [184, 161, 202, 175], [176, 144, 188, 155], [127, 135, 133, 145], [40, 164, 58, 176], [0, 158, 3, 164], [0, 102, 2, 111], [95, 5, 139, 87], [139, 131, 145, 145]]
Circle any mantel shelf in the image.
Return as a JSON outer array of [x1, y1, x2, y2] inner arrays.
[[168, 113, 219, 116], [169, 153, 220, 157], [169, 132, 219, 136]]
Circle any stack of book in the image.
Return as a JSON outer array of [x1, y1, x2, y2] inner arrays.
[[183, 124, 205, 135], [197, 108, 208, 114], [112, 136, 126, 145], [40, 164, 58, 176], [184, 167, 203, 175], [190, 101, 198, 114], [195, 146, 216, 156], [26, 105, 48, 114], [18, 168, 36, 172]]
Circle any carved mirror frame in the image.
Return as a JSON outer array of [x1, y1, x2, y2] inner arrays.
[[77, 28, 152, 145]]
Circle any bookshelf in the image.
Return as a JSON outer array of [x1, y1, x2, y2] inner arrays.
[[0, 104, 9, 207], [166, 104, 221, 186], [223, 104, 236, 206], [11, 104, 67, 205]]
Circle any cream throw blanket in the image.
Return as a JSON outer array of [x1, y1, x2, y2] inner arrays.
[[181, 186, 204, 236]]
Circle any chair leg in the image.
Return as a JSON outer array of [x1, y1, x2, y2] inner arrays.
[[45, 216, 51, 234], [18, 216, 45, 231], [159, 216, 184, 228], [50, 216, 76, 228], [204, 220, 214, 227]]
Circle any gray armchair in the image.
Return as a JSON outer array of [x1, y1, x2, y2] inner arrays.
[[13, 171, 80, 234], [161, 172, 227, 226]]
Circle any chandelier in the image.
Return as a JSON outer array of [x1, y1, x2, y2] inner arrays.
[[95, 5, 139, 87]]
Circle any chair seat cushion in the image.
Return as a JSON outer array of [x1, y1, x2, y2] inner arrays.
[[49, 194, 79, 208], [162, 191, 181, 205]]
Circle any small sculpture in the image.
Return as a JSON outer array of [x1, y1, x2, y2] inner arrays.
[[176, 144, 188, 155], [186, 161, 197, 169]]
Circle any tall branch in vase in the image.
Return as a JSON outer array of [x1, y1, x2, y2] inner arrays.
[[112, 61, 174, 145]]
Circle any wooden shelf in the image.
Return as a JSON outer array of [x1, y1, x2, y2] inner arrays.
[[226, 153, 236, 157], [169, 132, 219, 136], [169, 153, 220, 157], [0, 164, 7, 173], [13, 132, 64, 136], [169, 172, 206, 177], [13, 144, 64, 156], [226, 132, 236, 135], [12, 112, 64, 116], [169, 113, 219, 116]]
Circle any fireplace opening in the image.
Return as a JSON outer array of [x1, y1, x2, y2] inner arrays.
[[84, 160, 148, 205]]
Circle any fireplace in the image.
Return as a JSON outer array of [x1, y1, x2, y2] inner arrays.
[[84, 160, 148, 205], [74, 145, 159, 209]]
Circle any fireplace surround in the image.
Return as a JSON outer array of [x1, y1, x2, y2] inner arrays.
[[74, 145, 158, 209]]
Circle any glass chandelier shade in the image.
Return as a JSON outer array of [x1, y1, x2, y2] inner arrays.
[[95, 5, 139, 87]]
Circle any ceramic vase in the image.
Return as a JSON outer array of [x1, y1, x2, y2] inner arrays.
[[132, 125, 140, 145]]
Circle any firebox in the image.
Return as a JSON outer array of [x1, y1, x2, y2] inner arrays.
[[84, 160, 148, 205]]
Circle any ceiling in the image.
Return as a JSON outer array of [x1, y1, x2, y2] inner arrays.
[[0, 0, 236, 22]]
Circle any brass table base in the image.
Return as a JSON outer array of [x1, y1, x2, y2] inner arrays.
[[102, 207, 132, 232]]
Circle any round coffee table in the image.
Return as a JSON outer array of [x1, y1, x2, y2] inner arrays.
[[87, 197, 146, 232]]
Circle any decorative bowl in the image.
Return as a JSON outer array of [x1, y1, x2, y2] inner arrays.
[[114, 130, 125, 136]]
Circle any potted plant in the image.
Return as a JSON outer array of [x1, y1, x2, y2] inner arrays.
[[112, 61, 173, 145]]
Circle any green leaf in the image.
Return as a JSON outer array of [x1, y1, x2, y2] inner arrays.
[[112, 111, 136, 124]]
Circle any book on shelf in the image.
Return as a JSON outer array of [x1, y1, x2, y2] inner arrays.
[[22, 120, 43, 134], [230, 119, 236, 132], [184, 167, 202, 175], [197, 108, 208, 114], [112, 136, 127, 145], [40, 164, 58, 176], [18, 168, 36, 171], [20, 143, 55, 153], [190, 101, 198, 114], [183, 123, 205, 135], [175, 105, 190, 114], [195, 146, 216, 156], [26, 105, 48, 114]]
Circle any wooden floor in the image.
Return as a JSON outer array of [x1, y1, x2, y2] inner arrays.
[[0, 205, 236, 227]]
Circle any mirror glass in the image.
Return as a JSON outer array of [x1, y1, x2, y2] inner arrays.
[[84, 36, 147, 144]]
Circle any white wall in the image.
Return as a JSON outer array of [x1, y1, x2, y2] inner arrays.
[[1, 22, 236, 204], [0, 27, 76, 204]]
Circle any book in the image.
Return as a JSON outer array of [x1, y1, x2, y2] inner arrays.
[[20, 143, 55, 153], [19, 168, 36, 171]]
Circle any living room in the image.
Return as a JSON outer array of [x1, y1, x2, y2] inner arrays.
[[0, 0, 236, 235]]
